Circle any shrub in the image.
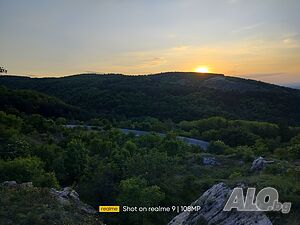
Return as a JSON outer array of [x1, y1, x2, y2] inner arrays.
[[208, 140, 230, 155], [0, 157, 59, 188]]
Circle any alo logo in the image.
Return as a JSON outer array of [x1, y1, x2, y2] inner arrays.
[[223, 187, 291, 214]]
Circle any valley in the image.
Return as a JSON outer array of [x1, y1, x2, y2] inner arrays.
[[0, 73, 300, 225]]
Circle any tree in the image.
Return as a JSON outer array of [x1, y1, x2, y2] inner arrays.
[[234, 146, 255, 162], [291, 133, 300, 145], [287, 144, 300, 159], [125, 149, 173, 182], [64, 139, 88, 183], [208, 140, 230, 155], [2, 136, 31, 160], [218, 127, 258, 147], [0, 157, 58, 188], [117, 177, 165, 225], [117, 177, 165, 207], [0, 66, 7, 74]]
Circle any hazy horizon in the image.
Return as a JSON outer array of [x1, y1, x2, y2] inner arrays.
[[1, 0, 300, 85]]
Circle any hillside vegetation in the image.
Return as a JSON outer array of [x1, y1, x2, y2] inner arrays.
[[1, 110, 300, 225], [1, 73, 300, 225], [0, 183, 102, 225], [0, 86, 81, 118], [1, 72, 300, 124]]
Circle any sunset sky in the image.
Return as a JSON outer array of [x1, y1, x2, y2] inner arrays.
[[0, 0, 300, 84]]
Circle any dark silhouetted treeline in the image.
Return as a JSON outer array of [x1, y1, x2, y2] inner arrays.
[[1, 72, 300, 124]]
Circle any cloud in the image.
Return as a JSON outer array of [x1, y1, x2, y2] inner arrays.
[[136, 57, 166, 68], [282, 34, 300, 48], [88, 35, 300, 79], [170, 46, 191, 52], [232, 23, 263, 34]]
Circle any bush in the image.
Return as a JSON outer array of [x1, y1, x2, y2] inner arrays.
[[291, 134, 300, 145], [0, 157, 59, 188], [229, 171, 243, 179], [234, 146, 255, 162], [208, 140, 230, 155], [287, 144, 300, 159], [117, 177, 165, 207]]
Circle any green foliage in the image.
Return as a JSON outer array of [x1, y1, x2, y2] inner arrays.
[[0, 111, 23, 140], [2, 73, 300, 124], [178, 117, 282, 151], [1, 136, 31, 160], [0, 110, 23, 128], [33, 144, 63, 171], [0, 157, 58, 188], [287, 144, 300, 159], [160, 136, 185, 156], [208, 140, 230, 155], [232, 146, 255, 162], [78, 161, 120, 207], [274, 144, 300, 160], [291, 134, 300, 145], [216, 127, 259, 147], [265, 162, 289, 175], [64, 139, 88, 183], [247, 174, 300, 204], [0, 102, 300, 225], [88, 137, 114, 157], [0, 86, 81, 118], [230, 120, 279, 138], [0, 186, 100, 225], [123, 140, 138, 154], [125, 150, 173, 182], [117, 177, 165, 207], [229, 171, 243, 179]]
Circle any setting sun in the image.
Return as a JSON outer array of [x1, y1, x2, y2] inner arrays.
[[195, 67, 209, 73]]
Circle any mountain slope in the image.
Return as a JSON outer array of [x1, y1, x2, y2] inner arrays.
[[0, 86, 81, 118], [0, 182, 102, 225], [1, 72, 300, 124]]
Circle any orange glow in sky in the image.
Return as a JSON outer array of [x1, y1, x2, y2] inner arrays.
[[195, 67, 210, 73], [1, 1, 300, 85]]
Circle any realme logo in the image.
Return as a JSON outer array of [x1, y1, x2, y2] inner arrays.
[[99, 206, 120, 213]]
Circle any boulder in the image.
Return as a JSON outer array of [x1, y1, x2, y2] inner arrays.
[[20, 182, 33, 188], [50, 187, 97, 215], [251, 157, 274, 172], [1, 181, 17, 187], [202, 156, 218, 166], [168, 183, 272, 225]]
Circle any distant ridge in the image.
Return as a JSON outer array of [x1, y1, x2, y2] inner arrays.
[[1, 72, 300, 124], [0, 71, 224, 78]]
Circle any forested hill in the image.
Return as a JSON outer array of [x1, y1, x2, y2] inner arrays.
[[1, 72, 300, 124], [0, 86, 81, 118]]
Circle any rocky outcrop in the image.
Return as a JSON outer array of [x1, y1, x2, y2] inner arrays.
[[1, 181, 98, 218], [168, 183, 272, 225], [202, 156, 219, 166], [50, 187, 97, 214], [250, 157, 274, 172], [1, 180, 17, 187]]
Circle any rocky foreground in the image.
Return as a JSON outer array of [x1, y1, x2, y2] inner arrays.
[[1, 181, 274, 225], [168, 183, 273, 225], [0, 181, 102, 225]]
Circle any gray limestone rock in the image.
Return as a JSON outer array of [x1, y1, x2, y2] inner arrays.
[[251, 157, 274, 172], [168, 183, 273, 225]]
